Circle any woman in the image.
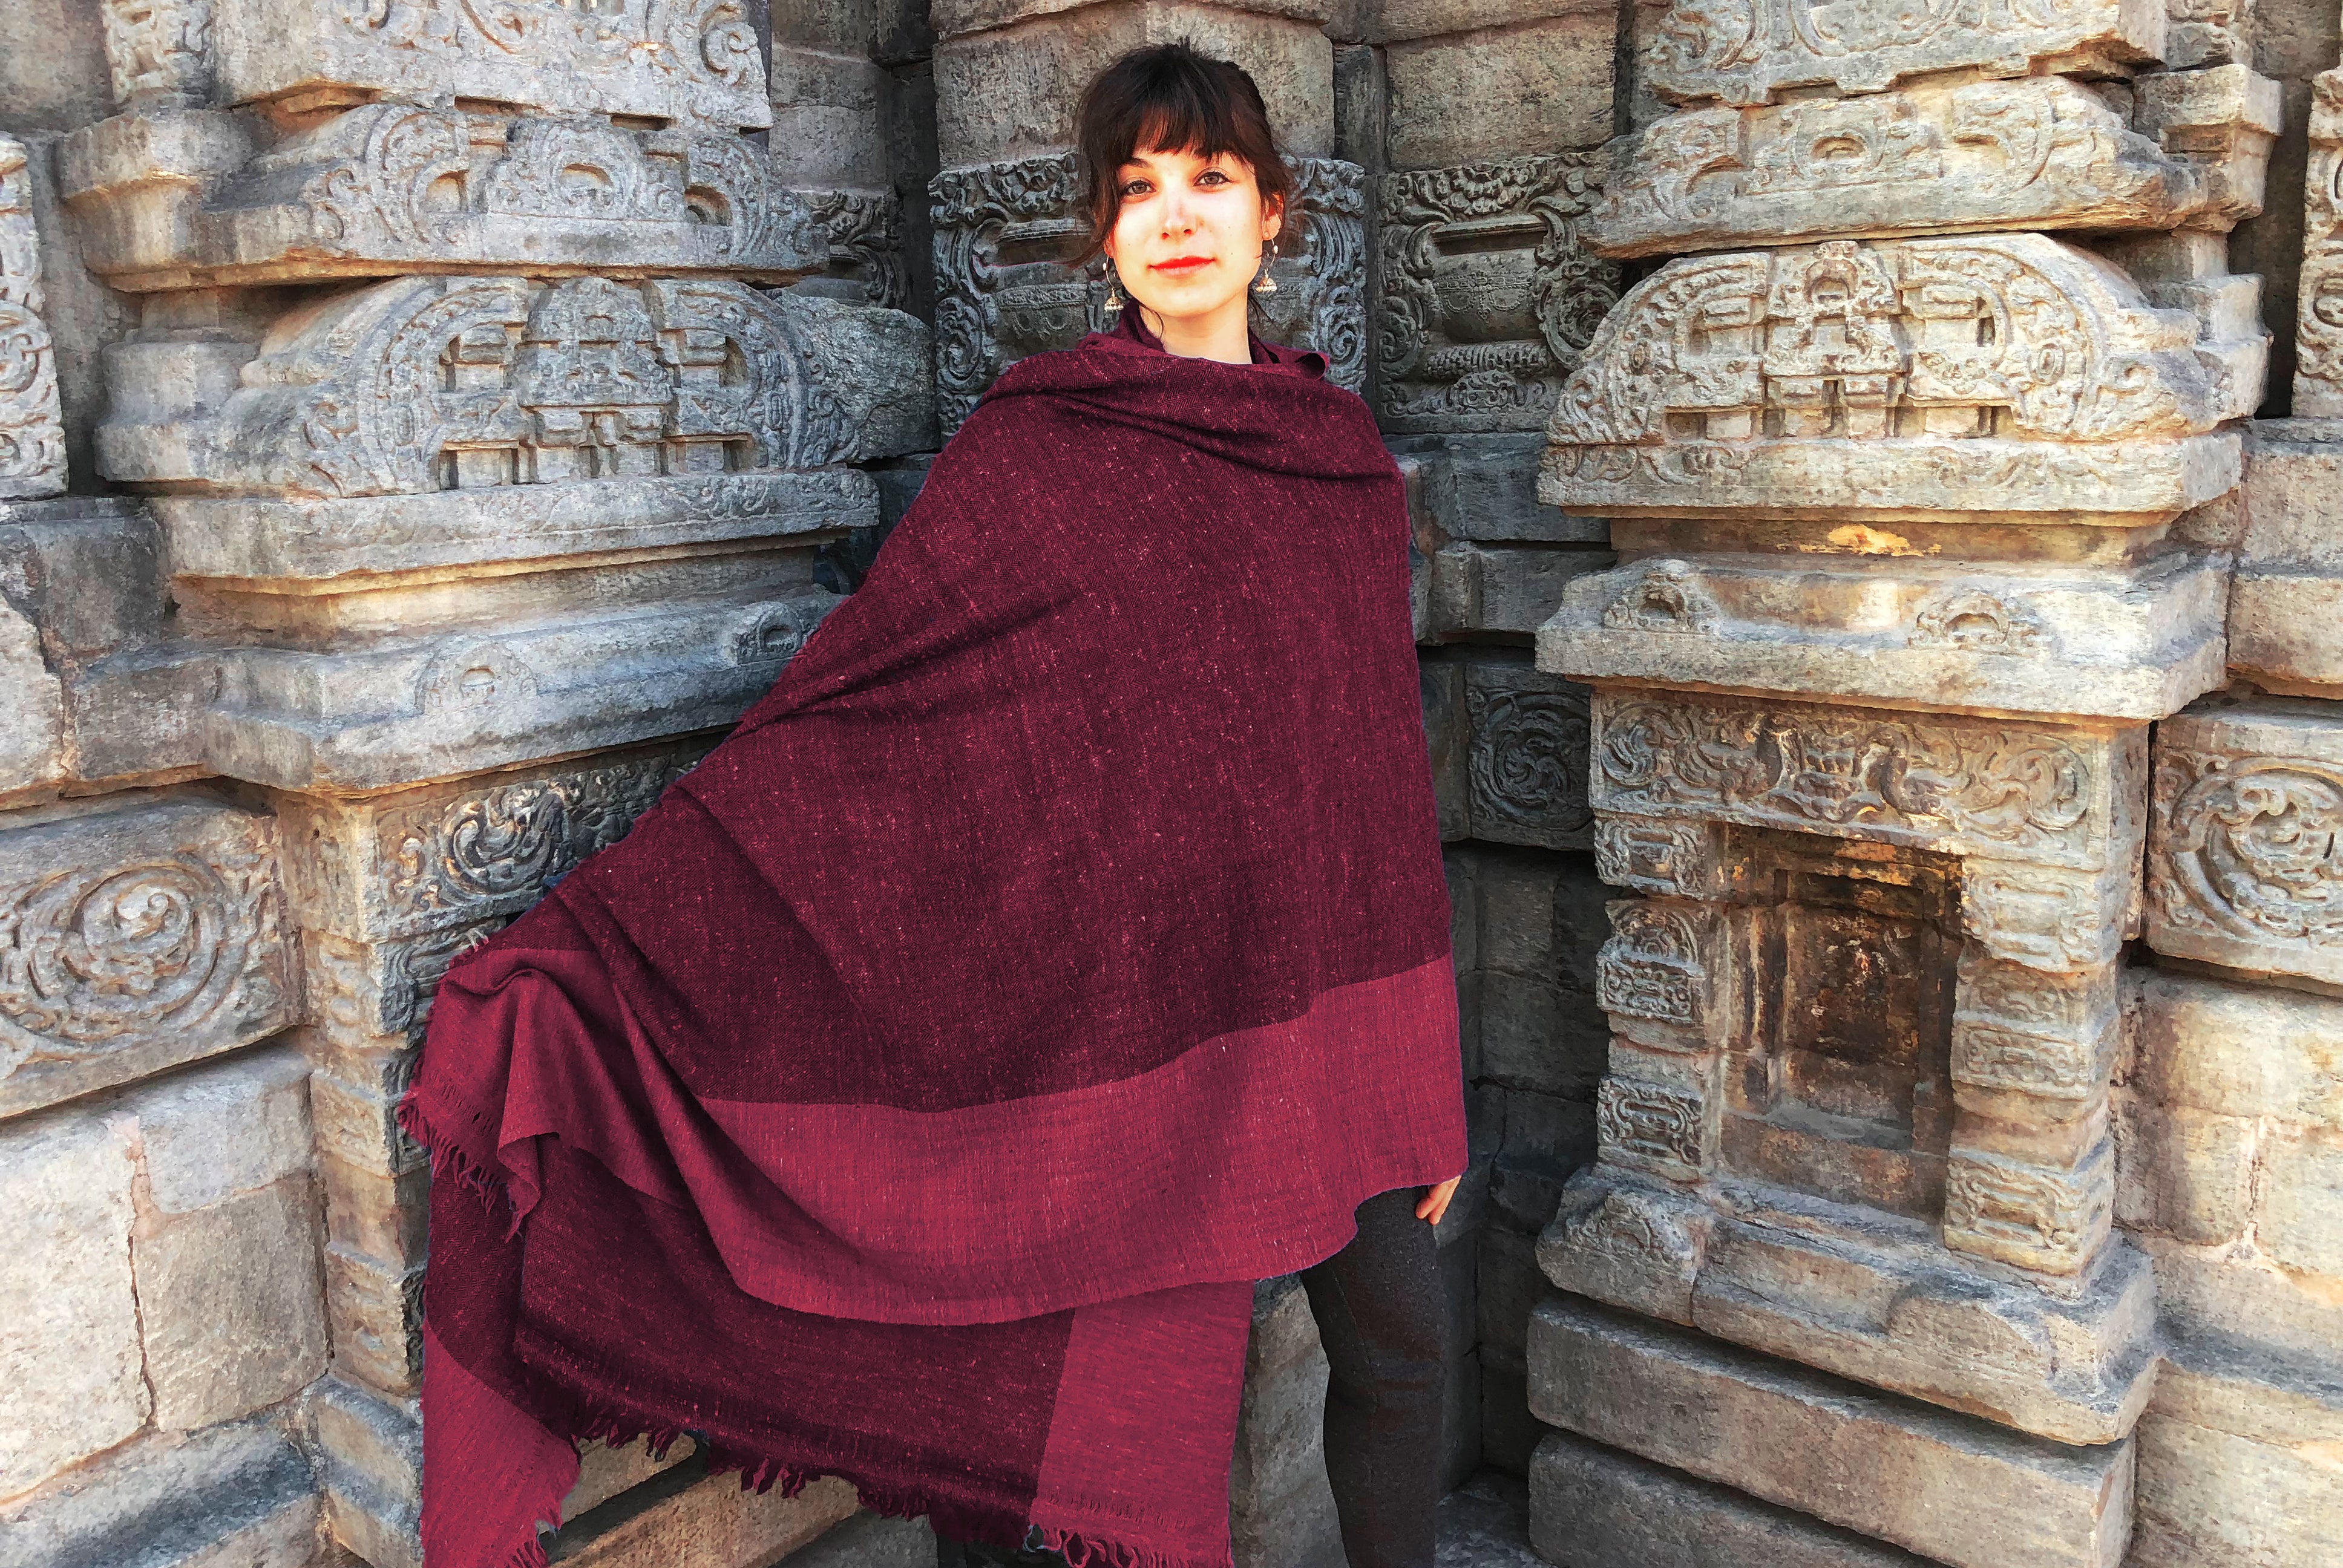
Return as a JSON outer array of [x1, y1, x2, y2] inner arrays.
[[395, 41, 1468, 1568]]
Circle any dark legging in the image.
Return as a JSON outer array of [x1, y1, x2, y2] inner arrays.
[[1296, 1184, 1447, 1568]]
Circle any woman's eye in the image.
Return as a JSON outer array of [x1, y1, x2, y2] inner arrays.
[[1199, 170, 1230, 186], [1119, 181, 1148, 197]]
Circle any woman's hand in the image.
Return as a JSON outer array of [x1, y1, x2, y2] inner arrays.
[[1415, 1175, 1461, 1226]]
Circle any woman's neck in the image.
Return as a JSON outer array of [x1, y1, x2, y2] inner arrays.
[[1133, 299, 1253, 365]]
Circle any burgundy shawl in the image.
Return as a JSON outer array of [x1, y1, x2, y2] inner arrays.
[[393, 305, 1469, 1568]]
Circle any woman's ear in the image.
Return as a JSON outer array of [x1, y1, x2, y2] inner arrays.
[[1262, 194, 1285, 247]]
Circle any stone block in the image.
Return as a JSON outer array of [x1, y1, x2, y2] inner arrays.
[[1478, 1342, 1538, 1475], [133, 1174, 328, 1429], [102, 275, 931, 496], [929, 151, 1363, 433], [0, 137, 67, 504], [208, 0, 772, 131], [1461, 653, 1593, 851], [545, 1465, 860, 1567], [1635, 0, 2163, 106], [2229, 422, 2343, 696], [2130, 1347, 2343, 1567], [2112, 1092, 2256, 1243], [1542, 235, 2255, 528], [2147, 697, 2343, 984], [2141, 1232, 2343, 1374], [1419, 544, 1617, 640], [1540, 550, 2227, 724], [125, 1043, 312, 1212], [0, 1108, 143, 1500], [324, 1237, 425, 1395], [1364, 0, 1613, 41], [2293, 69, 2343, 417], [932, 1, 1332, 165], [1526, 1293, 2135, 1568], [1422, 652, 1469, 841], [0, 795, 291, 1122], [0, 1415, 319, 1568], [1377, 155, 1620, 434], [2258, 1125, 2343, 1280], [1478, 1221, 1542, 1355], [1488, 1089, 1598, 1232], [782, 1509, 940, 1568], [2122, 965, 2343, 1129], [1385, 17, 1615, 167], [59, 104, 830, 290], [1587, 68, 2279, 260], [1537, 1169, 2161, 1443], [1386, 432, 1608, 544], [1527, 1428, 1940, 1567], [1231, 1276, 1343, 1568], [311, 1375, 423, 1568]]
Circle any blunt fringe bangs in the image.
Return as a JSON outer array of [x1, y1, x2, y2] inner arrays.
[[1069, 41, 1293, 272]]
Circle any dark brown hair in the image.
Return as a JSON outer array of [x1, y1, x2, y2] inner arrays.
[[1067, 41, 1293, 273]]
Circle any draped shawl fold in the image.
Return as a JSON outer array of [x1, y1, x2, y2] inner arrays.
[[393, 306, 1470, 1568]]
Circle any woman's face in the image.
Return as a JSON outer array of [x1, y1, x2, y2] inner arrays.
[[1101, 142, 1283, 332]]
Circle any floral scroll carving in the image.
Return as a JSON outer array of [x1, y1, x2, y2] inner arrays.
[[1465, 681, 1594, 841], [0, 138, 66, 502], [2149, 750, 2343, 950]]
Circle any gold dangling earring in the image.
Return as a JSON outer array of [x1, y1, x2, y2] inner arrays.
[[1251, 237, 1279, 297]]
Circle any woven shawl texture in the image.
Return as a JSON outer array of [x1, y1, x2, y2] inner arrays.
[[393, 310, 1471, 1568]]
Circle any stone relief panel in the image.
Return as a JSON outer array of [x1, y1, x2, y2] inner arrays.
[[0, 138, 68, 503], [1463, 656, 1594, 851], [1639, 0, 2163, 108], [2292, 69, 2343, 417], [208, 0, 771, 131], [1541, 550, 2227, 720], [1541, 235, 2258, 523], [2147, 699, 2343, 985], [100, 274, 931, 497], [1587, 68, 2278, 259], [102, 0, 216, 105], [1377, 152, 1621, 433], [931, 152, 1366, 434], [0, 797, 290, 1120], [1588, 689, 2129, 869], [1943, 1142, 2115, 1274], [796, 187, 907, 310], [1951, 948, 2118, 1103], [61, 105, 829, 289]]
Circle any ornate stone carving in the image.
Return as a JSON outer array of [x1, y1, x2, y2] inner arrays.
[[2293, 70, 2343, 416], [1951, 949, 2119, 1104], [1541, 235, 2252, 524], [61, 104, 827, 289], [1597, 1077, 1712, 1177], [0, 139, 67, 503], [1602, 560, 1721, 634], [1907, 589, 2042, 654], [1639, 0, 2161, 108], [796, 188, 907, 310], [1596, 900, 1713, 1029], [1464, 666, 1593, 849], [212, 0, 770, 131], [102, 0, 214, 103], [2148, 744, 2343, 979], [1944, 1145, 2113, 1273], [1587, 72, 2276, 259], [930, 152, 1366, 434], [0, 800, 289, 1116], [1376, 153, 1620, 433], [1961, 858, 2134, 971], [1593, 814, 1733, 900], [100, 274, 929, 495], [1592, 691, 2110, 866]]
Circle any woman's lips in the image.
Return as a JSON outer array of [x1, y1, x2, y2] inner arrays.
[[1151, 256, 1212, 273]]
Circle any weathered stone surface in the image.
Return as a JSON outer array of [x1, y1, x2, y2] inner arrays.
[[101, 275, 932, 495], [2146, 696, 2343, 984], [1526, 1293, 2136, 1568], [1418, 543, 1617, 639], [1384, 16, 1616, 168], [133, 1175, 328, 1429], [206, 0, 772, 131], [0, 1108, 143, 1499], [0, 795, 290, 1121], [2122, 965, 2343, 1129], [1389, 432, 1608, 544], [1527, 1428, 1939, 1567], [1458, 653, 1593, 852], [59, 104, 830, 290], [932, 1, 1331, 163], [931, 151, 1363, 433], [784, 1509, 940, 1568], [2228, 420, 2343, 695], [0, 136, 68, 502], [1377, 154, 1619, 433], [310, 1374, 422, 1568], [543, 1466, 860, 1567], [1541, 550, 2226, 722], [1538, 1168, 2160, 1442], [1231, 1276, 1343, 1568], [2128, 1345, 2343, 1568], [2293, 68, 2343, 416], [1586, 68, 2281, 260], [0, 1414, 320, 1568], [1636, 0, 2164, 108], [128, 1042, 311, 1212], [1541, 236, 2257, 527]]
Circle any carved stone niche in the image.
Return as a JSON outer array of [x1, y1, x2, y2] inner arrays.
[[59, 103, 828, 290], [0, 137, 68, 504], [1377, 153, 1622, 434], [1544, 792, 2159, 1444], [2146, 696, 2343, 986], [1586, 67, 2281, 260], [1541, 234, 2261, 526], [1540, 548, 2228, 720], [100, 273, 930, 509], [0, 792, 291, 1121], [929, 152, 1366, 434], [1636, 0, 2165, 109], [202, 0, 771, 131]]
